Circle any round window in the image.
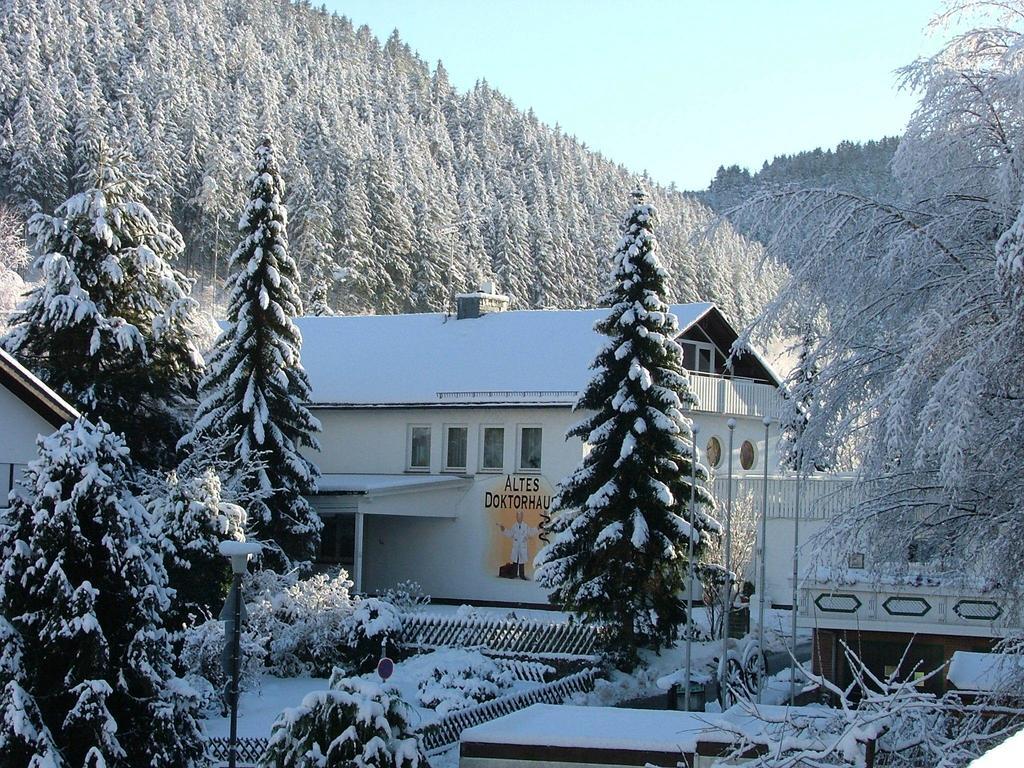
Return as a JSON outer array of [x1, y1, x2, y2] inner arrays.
[[740, 440, 756, 470], [706, 436, 722, 468]]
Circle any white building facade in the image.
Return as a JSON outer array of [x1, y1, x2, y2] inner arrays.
[[297, 297, 792, 607], [0, 348, 79, 505]]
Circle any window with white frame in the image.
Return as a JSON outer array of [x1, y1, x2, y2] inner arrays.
[[681, 340, 716, 374], [408, 425, 431, 471], [517, 426, 542, 472], [444, 425, 468, 471], [480, 426, 504, 472]]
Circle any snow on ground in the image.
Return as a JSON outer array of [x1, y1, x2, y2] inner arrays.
[[202, 648, 545, 740], [204, 675, 329, 739]]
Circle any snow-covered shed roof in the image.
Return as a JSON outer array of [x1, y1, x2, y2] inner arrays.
[[970, 726, 1024, 768], [948, 651, 1024, 694], [0, 349, 80, 427], [295, 303, 778, 407]]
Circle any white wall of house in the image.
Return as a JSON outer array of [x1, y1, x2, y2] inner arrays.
[[0, 384, 59, 501], [306, 404, 783, 605]]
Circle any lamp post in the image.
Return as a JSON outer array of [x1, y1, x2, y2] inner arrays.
[[757, 416, 771, 704], [219, 540, 262, 768], [790, 462, 802, 703], [683, 424, 700, 711], [720, 419, 735, 699]]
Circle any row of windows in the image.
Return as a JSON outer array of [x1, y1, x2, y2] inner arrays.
[[408, 425, 543, 474], [705, 436, 758, 471]]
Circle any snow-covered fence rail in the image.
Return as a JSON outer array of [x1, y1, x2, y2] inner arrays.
[[207, 736, 267, 767], [416, 667, 599, 753], [402, 613, 603, 658], [494, 657, 556, 682]]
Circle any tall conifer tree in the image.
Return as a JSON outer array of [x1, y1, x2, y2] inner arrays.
[[535, 190, 719, 667], [181, 138, 322, 570], [0, 419, 205, 767], [1, 143, 204, 467]]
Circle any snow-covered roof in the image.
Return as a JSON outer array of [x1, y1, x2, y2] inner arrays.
[[948, 652, 1024, 693], [0, 348, 80, 427], [459, 702, 840, 757], [315, 473, 471, 495], [295, 303, 764, 407], [459, 703, 722, 752], [970, 726, 1024, 768]]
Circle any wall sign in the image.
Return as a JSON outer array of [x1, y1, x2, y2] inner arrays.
[[485, 474, 553, 581]]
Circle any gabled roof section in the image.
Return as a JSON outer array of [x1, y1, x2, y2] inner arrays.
[[0, 348, 80, 427], [296, 303, 779, 407]]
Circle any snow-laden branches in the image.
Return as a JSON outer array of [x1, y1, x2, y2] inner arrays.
[[724, 1, 1024, 605], [718, 641, 1024, 768]]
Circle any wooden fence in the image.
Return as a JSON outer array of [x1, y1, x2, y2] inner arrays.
[[417, 667, 599, 754], [207, 667, 599, 765], [402, 612, 604, 658]]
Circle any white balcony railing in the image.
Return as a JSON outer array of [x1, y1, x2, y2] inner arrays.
[[688, 372, 781, 420], [797, 579, 1013, 637], [712, 474, 858, 520]]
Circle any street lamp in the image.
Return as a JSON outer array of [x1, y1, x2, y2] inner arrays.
[[757, 416, 771, 703], [218, 540, 262, 768], [683, 424, 699, 711]]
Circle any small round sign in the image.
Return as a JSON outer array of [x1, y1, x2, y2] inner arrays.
[[377, 657, 395, 681]]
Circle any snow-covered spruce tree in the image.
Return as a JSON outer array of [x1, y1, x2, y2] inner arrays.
[[0, 418, 205, 767], [148, 468, 246, 629], [535, 190, 719, 667], [1, 143, 204, 467], [259, 673, 427, 768], [180, 138, 321, 570]]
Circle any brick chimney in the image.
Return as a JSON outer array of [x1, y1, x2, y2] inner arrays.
[[455, 281, 510, 319]]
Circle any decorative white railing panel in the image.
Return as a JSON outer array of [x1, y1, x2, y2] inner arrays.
[[797, 580, 1015, 637]]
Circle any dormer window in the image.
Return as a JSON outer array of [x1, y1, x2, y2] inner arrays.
[[681, 340, 716, 374]]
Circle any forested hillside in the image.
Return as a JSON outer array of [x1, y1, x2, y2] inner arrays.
[[695, 138, 899, 258], [698, 137, 900, 210], [0, 0, 780, 321]]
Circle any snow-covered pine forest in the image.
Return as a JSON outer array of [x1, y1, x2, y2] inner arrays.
[[0, 0, 780, 321]]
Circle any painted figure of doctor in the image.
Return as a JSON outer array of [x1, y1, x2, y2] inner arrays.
[[498, 509, 538, 580]]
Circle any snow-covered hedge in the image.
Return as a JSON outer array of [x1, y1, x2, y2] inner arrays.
[[180, 569, 405, 687], [179, 618, 267, 709], [415, 649, 515, 715], [248, 570, 357, 677], [259, 674, 427, 768]]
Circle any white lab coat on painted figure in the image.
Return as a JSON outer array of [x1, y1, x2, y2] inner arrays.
[[498, 510, 538, 580]]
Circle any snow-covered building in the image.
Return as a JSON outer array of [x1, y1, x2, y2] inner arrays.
[[296, 294, 790, 606], [0, 348, 79, 505]]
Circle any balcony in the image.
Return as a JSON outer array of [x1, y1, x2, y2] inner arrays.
[[796, 578, 1012, 638], [687, 372, 780, 420]]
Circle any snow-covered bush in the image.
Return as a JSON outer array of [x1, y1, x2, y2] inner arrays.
[[148, 468, 246, 629], [259, 673, 427, 768], [248, 570, 357, 677], [381, 580, 431, 612], [416, 649, 515, 715], [350, 597, 404, 673], [179, 618, 267, 702]]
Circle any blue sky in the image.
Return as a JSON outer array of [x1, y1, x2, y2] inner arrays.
[[325, 0, 939, 190]]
